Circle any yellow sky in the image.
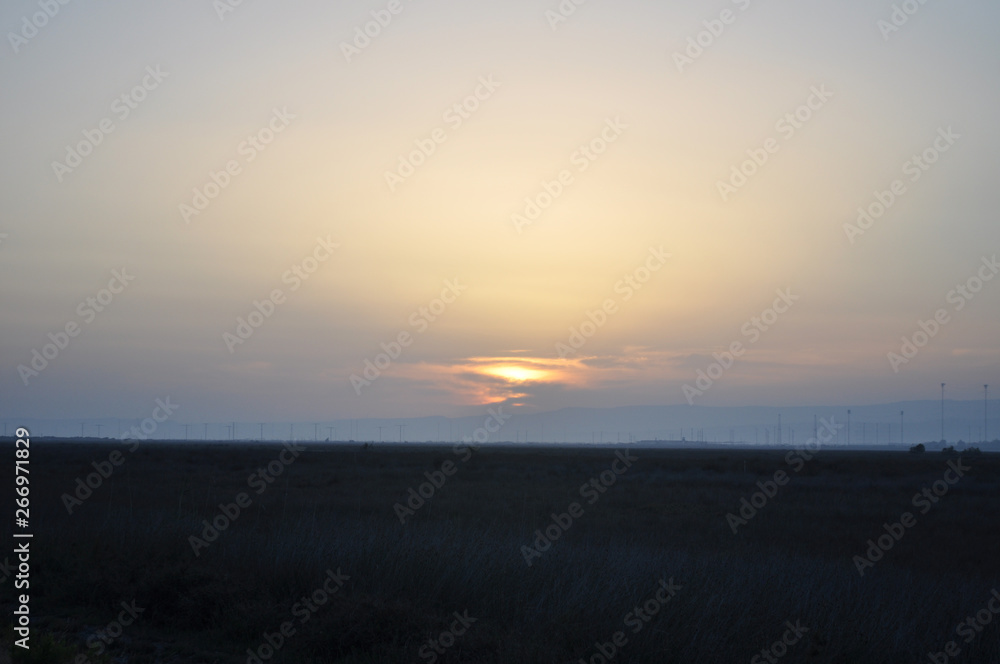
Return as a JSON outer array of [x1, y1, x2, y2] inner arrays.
[[1, 1, 998, 422]]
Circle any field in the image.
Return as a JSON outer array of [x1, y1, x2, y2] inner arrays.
[[5, 440, 1000, 663]]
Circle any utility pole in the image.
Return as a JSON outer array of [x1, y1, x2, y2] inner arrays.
[[986, 385, 990, 444], [260, 423, 264, 441], [378, 426, 384, 442], [314, 423, 319, 441], [847, 410, 851, 446], [778, 414, 781, 445], [397, 424, 405, 442], [96, 424, 102, 438], [900, 410, 904, 446]]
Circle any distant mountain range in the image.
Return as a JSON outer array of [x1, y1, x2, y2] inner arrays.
[[6, 400, 997, 448]]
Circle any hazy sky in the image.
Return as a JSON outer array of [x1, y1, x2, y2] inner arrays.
[[2, 0, 998, 423]]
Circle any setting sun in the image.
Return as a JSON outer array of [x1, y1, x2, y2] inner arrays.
[[481, 364, 550, 383]]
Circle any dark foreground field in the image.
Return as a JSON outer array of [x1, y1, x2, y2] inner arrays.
[[5, 440, 1000, 663]]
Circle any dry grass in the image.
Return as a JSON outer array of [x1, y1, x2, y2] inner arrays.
[[5, 442, 1000, 663]]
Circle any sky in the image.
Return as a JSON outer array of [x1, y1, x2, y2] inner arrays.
[[2, 0, 998, 426]]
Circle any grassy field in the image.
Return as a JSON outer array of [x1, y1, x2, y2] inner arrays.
[[5, 440, 1000, 663]]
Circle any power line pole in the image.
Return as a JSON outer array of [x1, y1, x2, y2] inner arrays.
[[397, 424, 405, 442], [900, 410, 904, 446], [986, 385, 990, 444], [847, 410, 851, 446]]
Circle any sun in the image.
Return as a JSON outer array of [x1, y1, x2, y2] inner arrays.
[[481, 364, 550, 383]]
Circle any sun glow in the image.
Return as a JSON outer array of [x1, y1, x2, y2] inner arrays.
[[481, 364, 550, 383]]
